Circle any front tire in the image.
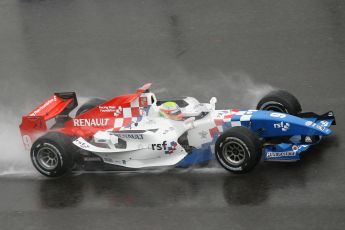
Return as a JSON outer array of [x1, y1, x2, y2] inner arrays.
[[215, 127, 262, 174], [256, 90, 302, 115], [31, 132, 73, 177]]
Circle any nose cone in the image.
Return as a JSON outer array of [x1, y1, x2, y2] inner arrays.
[[324, 128, 332, 135], [304, 119, 333, 136]]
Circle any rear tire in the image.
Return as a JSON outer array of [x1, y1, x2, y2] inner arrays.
[[215, 127, 262, 174], [256, 90, 302, 115], [76, 98, 106, 117], [31, 132, 73, 177]]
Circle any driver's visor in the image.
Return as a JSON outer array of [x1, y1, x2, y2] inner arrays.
[[170, 109, 182, 116], [160, 108, 181, 115]]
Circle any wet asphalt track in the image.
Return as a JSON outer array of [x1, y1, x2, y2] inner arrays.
[[0, 0, 345, 229]]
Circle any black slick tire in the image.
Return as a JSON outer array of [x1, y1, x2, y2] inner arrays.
[[31, 132, 73, 177], [256, 90, 302, 115], [215, 126, 262, 174]]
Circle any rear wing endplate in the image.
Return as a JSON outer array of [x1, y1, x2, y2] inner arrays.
[[19, 92, 78, 149]]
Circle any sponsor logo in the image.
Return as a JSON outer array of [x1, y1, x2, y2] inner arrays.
[[151, 141, 178, 154], [316, 125, 325, 131], [30, 96, 56, 116], [266, 151, 296, 158], [74, 139, 90, 149], [114, 106, 123, 117], [114, 133, 144, 140], [270, 112, 286, 118], [83, 157, 102, 162], [140, 97, 148, 107], [99, 105, 117, 113], [305, 121, 313, 126], [152, 141, 168, 151], [299, 145, 309, 149], [320, 120, 329, 127], [273, 122, 290, 131], [199, 130, 208, 139], [225, 165, 242, 171], [165, 141, 178, 154], [99, 105, 123, 116], [73, 118, 109, 127]]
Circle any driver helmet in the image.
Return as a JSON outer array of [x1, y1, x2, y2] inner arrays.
[[159, 101, 183, 120]]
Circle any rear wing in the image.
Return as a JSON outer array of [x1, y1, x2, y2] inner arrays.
[[19, 92, 78, 149]]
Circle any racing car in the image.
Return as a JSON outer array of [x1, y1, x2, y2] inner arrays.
[[19, 83, 336, 177]]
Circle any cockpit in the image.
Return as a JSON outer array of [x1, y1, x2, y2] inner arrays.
[[156, 97, 213, 120]]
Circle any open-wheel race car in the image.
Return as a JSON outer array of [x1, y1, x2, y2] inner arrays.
[[19, 83, 336, 177]]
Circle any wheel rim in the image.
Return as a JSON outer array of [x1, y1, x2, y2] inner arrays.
[[222, 138, 246, 166], [37, 145, 59, 170], [260, 101, 288, 113]]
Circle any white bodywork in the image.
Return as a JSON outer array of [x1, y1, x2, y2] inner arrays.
[[73, 94, 229, 168]]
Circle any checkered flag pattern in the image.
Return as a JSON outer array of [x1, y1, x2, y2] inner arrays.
[[113, 96, 152, 131], [209, 109, 256, 138]]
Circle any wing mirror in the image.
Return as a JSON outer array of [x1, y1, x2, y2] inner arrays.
[[110, 133, 119, 144], [210, 97, 217, 110]]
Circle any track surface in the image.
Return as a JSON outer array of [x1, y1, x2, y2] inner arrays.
[[0, 0, 345, 229]]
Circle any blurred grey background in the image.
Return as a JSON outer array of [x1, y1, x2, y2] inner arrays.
[[1, 0, 344, 109], [0, 0, 344, 229]]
